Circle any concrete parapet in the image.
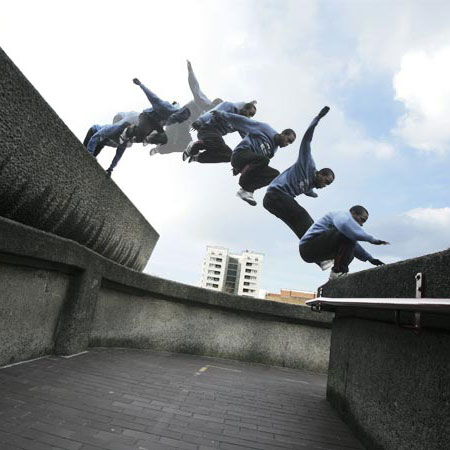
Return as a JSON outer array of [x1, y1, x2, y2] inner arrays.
[[320, 248, 450, 298], [318, 251, 450, 450], [0, 217, 332, 372], [0, 47, 158, 271]]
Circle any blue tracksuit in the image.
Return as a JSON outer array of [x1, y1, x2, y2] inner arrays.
[[268, 112, 325, 198], [86, 120, 132, 172], [215, 112, 279, 158], [195, 101, 247, 136], [300, 211, 375, 261], [138, 83, 190, 126], [87, 121, 130, 154]]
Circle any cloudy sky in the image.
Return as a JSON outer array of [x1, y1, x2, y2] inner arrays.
[[1, 0, 449, 294]]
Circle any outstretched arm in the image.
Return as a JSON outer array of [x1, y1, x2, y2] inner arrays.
[[211, 110, 267, 135], [107, 142, 128, 174], [187, 60, 211, 106], [297, 106, 329, 165], [332, 213, 379, 243], [133, 78, 172, 111], [302, 106, 330, 143]]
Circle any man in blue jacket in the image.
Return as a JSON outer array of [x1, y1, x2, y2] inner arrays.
[[263, 106, 334, 239], [210, 110, 296, 205], [86, 78, 191, 176], [299, 205, 389, 280], [182, 100, 257, 164], [151, 60, 223, 156]]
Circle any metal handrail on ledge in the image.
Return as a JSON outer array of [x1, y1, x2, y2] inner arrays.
[[306, 297, 450, 313], [306, 297, 450, 331]]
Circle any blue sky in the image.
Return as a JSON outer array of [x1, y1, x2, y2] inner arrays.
[[1, 0, 449, 294]]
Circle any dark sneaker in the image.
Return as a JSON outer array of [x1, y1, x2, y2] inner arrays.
[[182, 140, 202, 161], [329, 270, 347, 280]]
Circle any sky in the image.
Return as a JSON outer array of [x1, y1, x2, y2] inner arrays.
[[1, 0, 449, 294]]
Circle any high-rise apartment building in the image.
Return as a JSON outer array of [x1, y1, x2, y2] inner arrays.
[[201, 246, 264, 298]]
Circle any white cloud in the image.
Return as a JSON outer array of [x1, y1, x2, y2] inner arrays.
[[393, 47, 450, 152], [373, 207, 450, 261], [405, 207, 450, 228]]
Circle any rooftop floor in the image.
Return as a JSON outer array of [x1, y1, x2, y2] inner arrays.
[[0, 348, 364, 450]]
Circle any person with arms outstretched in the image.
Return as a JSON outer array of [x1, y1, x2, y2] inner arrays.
[[210, 110, 296, 205], [182, 100, 257, 164], [85, 78, 191, 176], [299, 205, 389, 280], [263, 106, 334, 239]]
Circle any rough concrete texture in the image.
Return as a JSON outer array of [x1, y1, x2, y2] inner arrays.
[[0, 216, 333, 370], [327, 317, 450, 450], [0, 262, 70, 366], [0, 47, 158, 271], [91, 288, 331, 373], [0, 348, 365, 450], [321, 248, 450, 298]]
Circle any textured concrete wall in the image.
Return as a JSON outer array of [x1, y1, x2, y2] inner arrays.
[[0, 262, 70, 366], [321, 248, 450, 298], [321, 249, 450, 450], [0, 47, 158, 271], [91, 288, 331, 372], [327, 317, 450, 450], [0, 217, 333, 372]]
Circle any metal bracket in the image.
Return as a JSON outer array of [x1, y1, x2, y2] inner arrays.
[[415, 272, 424, 299], [396, 272, 423, 332]]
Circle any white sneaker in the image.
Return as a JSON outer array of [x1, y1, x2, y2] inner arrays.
[[329, 270, 348, 281], [236, 188, 257, 206], [319, 259, 334, 271]]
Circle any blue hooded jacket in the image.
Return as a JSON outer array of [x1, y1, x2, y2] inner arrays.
[[213, 112, 278, 158], [268, 111, 326, 198], [300, 211, 376, 261], [138, 83, 190, 126], [195, 101, 247, 136]]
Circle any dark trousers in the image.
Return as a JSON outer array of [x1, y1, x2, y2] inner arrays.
[[137, 112, 168, 145], [231, 148, 279, 193], [299, 229, 355, 273], [83, 126, 104, 156], [263, 189, 313, 239], [192, 126, 232, 163]]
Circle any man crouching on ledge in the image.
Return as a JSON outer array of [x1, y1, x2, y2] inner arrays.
[[299, 205, 389, 280]]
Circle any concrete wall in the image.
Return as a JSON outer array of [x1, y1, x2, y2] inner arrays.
[[0, 217, 333, 372], [327, 316, 450, 450], [91, 287, 330, 371], [0, 262, 70, 365], [321, 248, 450, 298], [321, 251, 450, 450], [0, 46, 158, 271]]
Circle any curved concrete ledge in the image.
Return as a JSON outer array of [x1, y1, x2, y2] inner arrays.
[[314, 250, 450, 450], [0, 217, 333, 373], [0, 47, 158, 270], [320, 248, 450, 299]]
